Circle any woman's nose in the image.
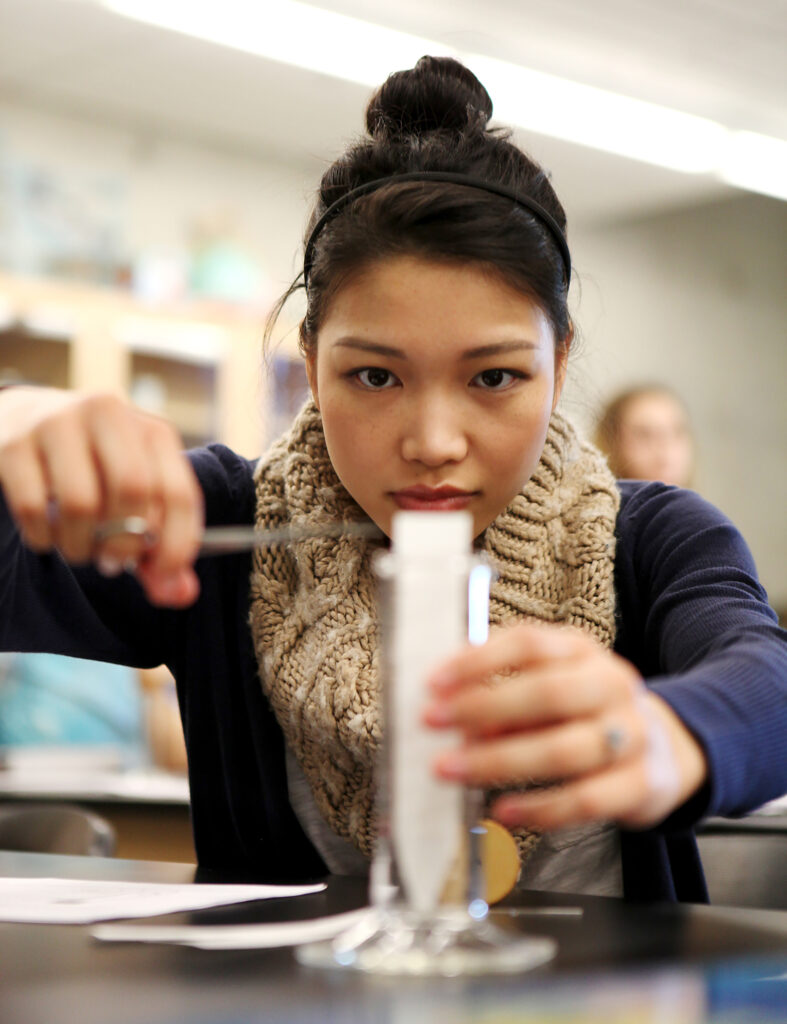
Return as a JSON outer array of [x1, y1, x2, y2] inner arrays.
[[400, 400, 468, 466]]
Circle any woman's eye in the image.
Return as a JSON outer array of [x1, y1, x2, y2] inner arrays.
[[472, 368, 523, 390], [355, 368, 398, 389]]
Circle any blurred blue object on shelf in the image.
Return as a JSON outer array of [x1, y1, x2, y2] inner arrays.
[[0, 653, 146, 757], [0, 142, 129, 284]]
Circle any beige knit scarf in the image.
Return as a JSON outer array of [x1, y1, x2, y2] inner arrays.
[[249, 400, 620, 864]]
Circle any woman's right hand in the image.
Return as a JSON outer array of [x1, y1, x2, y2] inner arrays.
[[0, 387, 203, 607]]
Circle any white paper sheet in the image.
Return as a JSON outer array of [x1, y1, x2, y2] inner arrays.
[[93, 906, 374, 949], [0, 876, 324, 923]]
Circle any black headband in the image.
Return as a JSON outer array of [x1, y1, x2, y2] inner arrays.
[[302, 170, 571, 288]]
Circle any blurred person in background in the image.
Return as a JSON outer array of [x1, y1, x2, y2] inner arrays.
[[594, 385, 694, 487]]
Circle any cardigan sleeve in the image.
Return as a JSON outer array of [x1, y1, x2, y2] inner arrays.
[[0, 443, 257, 669], [613, 481, 787, 822]]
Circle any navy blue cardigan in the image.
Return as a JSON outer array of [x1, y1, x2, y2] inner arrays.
[[1, 444, 785, 902]]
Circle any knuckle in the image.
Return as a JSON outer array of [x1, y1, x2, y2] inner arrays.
[[507, 622, 532, 655], [548, 732, 578, 775], [478, 746, 518, 786], [111, 475, 152, 509], [58, 493, 98, 521], [154, 417, 181, 442], [84, 391, 125, 418], [0, 436, 28, 465], [14, 513, 51, 549], [557, 625, 591, 655], [147, 416, 184, 451], [540, 674, 570, 715], [10, 496, 47, 525], [511, 622, 534, 642]]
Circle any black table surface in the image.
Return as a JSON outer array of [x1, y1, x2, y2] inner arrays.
[[2, 851, 787, 1024]]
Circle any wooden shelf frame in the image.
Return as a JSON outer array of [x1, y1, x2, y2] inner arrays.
[[0, 270, 270, 457]]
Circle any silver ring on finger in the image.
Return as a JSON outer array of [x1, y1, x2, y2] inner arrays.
[[93, 516, 156, 546]]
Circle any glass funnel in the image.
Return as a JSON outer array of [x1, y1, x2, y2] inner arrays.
[[296, 512, 556, 975]]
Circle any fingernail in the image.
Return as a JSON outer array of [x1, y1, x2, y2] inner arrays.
[[429, 669, 457, 692], [493, 803, 522, 827], [423, 702, 456, 727], [97, 555, 122, 577], [435, 751, 468, 780], [155, 574, 184, 598]]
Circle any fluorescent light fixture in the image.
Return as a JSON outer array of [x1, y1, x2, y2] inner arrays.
[[99, 0, 786, 199], [721, 131, 787, 202], [468, 55, 727, 175], [100, 0, 445, 87]]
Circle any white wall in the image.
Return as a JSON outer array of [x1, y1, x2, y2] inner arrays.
[[566, 193, 787, 608], [0, 100, 314, 293], [2, 101, 785, 606]]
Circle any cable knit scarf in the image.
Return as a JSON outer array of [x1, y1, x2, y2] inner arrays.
[[248, 400, 620, 864]]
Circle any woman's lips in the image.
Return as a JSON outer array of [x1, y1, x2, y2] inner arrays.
[[390, 486, 476, 512]]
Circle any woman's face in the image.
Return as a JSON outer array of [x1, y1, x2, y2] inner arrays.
[[305, 256, 567, 538], [616, 391, 693, 487]]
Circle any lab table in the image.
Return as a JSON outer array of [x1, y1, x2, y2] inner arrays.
[[1, 850, 787, 1023]]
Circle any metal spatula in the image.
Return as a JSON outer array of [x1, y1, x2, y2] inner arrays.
[[93, 517, 384, 556]]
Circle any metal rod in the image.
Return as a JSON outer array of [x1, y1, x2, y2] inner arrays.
[[92, 517, 383, 556], [197, 521, 383, 555]]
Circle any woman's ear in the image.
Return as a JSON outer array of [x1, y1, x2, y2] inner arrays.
[[305, 350, 320, 411]]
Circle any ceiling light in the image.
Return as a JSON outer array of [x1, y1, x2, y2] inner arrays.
[[99, 0, 786, 200], [720, 131, 787, 202], [100, 0, 445, 87], [468, 56, 727, 175]]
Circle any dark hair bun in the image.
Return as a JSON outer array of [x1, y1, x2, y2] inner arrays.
[[366, 55, 493, 139]]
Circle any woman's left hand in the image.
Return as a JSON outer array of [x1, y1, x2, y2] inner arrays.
[[423, 623, 708, 831]]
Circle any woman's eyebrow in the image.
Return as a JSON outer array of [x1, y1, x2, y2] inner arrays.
[[333, 338, 406, 358], [461, 340, 538, 359], [332, 338, 539, 359]]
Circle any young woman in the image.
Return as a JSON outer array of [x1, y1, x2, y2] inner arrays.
[[594, 385, 695, 487], [0, 57, 784, 902]]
